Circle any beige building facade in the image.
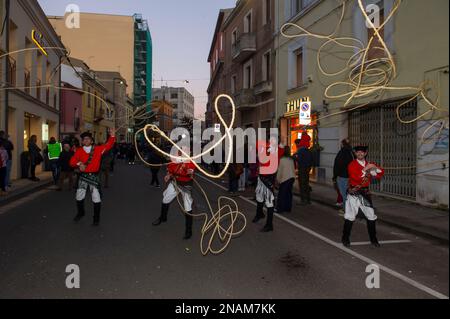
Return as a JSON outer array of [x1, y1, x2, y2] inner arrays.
[[275, 0, 449, 207], [48, 13, 152, 108]]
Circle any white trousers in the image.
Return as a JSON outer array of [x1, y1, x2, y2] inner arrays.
[[163, 182, 193, 212], [76, 185, 101, 204], [344, 194, 377, 222], [255, 177, 275, 208]]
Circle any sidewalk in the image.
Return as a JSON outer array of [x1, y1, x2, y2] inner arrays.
[[217, 175, 449, 244], [304, 182, 449, 244], [0, 172, 53, 206]]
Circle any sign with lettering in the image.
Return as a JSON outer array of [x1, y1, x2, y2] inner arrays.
[[32, 30, 48, 56], [300, 100, 312, 125]]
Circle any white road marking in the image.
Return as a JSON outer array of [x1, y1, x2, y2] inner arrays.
[[349, 240, 412, 246], [197, 174, 449, 300]]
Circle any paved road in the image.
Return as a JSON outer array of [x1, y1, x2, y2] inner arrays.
[[0, 163, 448, 299]]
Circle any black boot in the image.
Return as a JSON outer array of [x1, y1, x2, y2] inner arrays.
[[367, 220, 380, 247], [342, 219, 353, 247], [74, 200, 85, 222], [93, 203, 101, 226], [153, 203, 169, 226], [261, 207, 274, 232], [252, 202, 265, 223], [184, 213, 193, 240]]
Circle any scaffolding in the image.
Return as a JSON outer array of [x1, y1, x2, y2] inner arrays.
[[133, 14, 153, 113]]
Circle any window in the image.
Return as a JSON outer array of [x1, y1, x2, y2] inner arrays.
[[220, 34, 223, 51], [244, 11, 252, 33], [243, 60, 253, 89], [367, 8, 385, 60], [231, 75, 237, 94], [232, 29, 238, 46], [263, 51, 271, 81], [263, 0, 271, 25], [171, 93, 178, 99], [291, 0, 316, 17], [296, 49, 304, 87], [87, 87, 92, 107]]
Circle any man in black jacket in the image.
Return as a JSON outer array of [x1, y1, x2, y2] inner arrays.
[[332, 139, 354, 211]]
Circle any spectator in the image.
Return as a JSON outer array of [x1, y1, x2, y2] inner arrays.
[[0, 131, 14, 189], [333, 138, 354, 212], [28, 135, 43, 182], [127, 143, 136, 165], [0, 140, 9, 195], [294, 134, 313, 206], [58, 142, 74, 191], [101, 146, 114, 188], [148, 148, 163, 188], [45, 137, 62, 186], [276, 146, 296, 214]]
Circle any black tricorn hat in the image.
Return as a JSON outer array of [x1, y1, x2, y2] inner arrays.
[[354, 145, 368, 152], [80, 132, 93, 140]]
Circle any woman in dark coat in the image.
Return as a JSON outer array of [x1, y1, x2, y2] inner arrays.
[[276, 146, 296, 214], [28, 135, 42, 182]]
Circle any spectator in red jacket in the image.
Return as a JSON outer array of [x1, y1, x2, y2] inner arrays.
[[70, 129, 116, 226], [342, 145, 384, 248]]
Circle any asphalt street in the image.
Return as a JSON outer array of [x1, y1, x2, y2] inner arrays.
[[0, 163, 448, 299]]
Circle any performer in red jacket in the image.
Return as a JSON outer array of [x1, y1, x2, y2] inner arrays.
[[70, 129, 116, 226], [342, 145, 384, 248], [152, 147, 196, 240], [253, 134, 285, 232]]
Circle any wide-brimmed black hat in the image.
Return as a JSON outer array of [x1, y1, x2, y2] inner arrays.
[[80, 132, 93, 140], [354, 145, 368, 152]]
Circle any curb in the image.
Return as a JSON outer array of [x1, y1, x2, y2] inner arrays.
[[0, 180, 54, 207], [303, 193, 449, 245]]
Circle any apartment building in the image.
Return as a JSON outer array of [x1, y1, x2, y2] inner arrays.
[[152, 87, 194, 127], [0, 0, 65, 180], [152, 100, 174, 134], [95, 71, 131, 143], [67, 58, 112, 144], [48, 13, 152, 110], [275, 0, 449, 206], [207, 0, 277, 130]]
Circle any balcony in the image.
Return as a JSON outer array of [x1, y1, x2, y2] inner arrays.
[[232, 33, 256, 63], [94, 108, 105, 122], [233, 88, 256, 111], [254, 81, 273, 95]]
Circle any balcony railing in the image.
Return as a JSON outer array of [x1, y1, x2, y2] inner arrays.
[[254, 81, 273, 95], [94, 108, 105, 122], [231, 33, 256, 63], [233, 88, 256, 110]]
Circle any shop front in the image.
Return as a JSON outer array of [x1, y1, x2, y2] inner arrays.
[[280, 97, 319, 177]]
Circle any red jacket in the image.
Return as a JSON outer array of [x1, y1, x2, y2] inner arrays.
[[348, 159, 384, 188], [70, 136, 116, 173], [168, 160, 196, 183], [257, 141, 285, 175]]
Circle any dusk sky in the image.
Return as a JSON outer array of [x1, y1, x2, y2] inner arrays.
[[37, 0, 237, 119]]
